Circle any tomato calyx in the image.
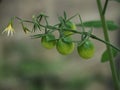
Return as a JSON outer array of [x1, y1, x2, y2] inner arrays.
[[56, 37, 75, 55], [41, 34, 56, 49]]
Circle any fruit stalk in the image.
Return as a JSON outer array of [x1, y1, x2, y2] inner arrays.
[[96, 0, 120, 90]]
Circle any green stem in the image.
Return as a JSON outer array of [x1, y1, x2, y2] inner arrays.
[[90, 34, 120, 52], [97, 0, 120, 90], [102, 0, 109, 15]]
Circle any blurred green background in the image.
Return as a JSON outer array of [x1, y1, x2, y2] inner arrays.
[[0, 0, 120, 90]]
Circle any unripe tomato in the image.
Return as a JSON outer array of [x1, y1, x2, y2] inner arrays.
[[41, 34, 56, 49], [77, 40, 95, 59], [62, 21, 76, 35], [56, 37, 74, 55]]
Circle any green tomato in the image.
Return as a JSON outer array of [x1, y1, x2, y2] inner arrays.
[[63, 21, 77, 35], [77, 40, 95, 59], [41, 34, 56, 49], [56, 37, 75, 55], [64, 21, 76, 35]]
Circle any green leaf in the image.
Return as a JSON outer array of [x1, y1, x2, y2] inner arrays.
[[101, 48, 118, 63], [77, 20, 119, 31], [112, 0, 120, 3]]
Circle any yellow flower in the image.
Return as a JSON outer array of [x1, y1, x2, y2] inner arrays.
[[2, 23, 14, 36]]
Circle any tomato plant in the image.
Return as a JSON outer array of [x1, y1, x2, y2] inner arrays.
[[1, 0, 120, 90]]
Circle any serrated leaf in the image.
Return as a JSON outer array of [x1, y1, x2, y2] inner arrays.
[[101, 48, 118, 63], [77, 20, 119, 31]]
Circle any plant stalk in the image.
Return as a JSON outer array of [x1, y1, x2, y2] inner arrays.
[[96, 0, 120, 90], [102, 0, 109, 15]]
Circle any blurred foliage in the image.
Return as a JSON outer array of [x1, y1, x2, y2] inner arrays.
[[113, 0, 120, 3], [0, 39, 113, 90], [0, 58, 113, 90]]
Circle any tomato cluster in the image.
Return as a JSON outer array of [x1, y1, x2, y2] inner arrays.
[[40, 21, 95, 59]]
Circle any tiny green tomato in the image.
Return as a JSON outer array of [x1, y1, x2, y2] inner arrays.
[[41, 34, 56, 49], [77, 40, 95, 59], [63, 21, 77, 35], [64, 21, 76, 35], [56, 37, 74, 55]]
